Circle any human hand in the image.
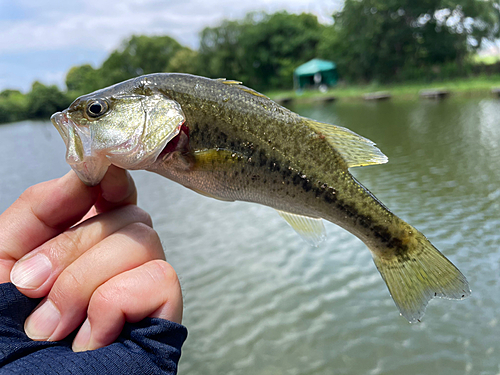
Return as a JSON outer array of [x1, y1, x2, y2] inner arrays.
[[0, 166, 182, 352]]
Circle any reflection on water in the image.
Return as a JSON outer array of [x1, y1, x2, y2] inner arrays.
[[1, 97, 499, 374]]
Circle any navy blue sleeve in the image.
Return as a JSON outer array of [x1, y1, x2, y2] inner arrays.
[[0, 283, 187, 374]]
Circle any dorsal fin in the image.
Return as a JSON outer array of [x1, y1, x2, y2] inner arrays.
[[216, 78, 242, 85], [237, 87, 269, 99], [306, 120, 388, 168], [216, 78, 270, 99], [276, 210, 326, 246]]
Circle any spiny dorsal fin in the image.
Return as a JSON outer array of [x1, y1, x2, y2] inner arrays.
[[306, 120, 388, 168], [276, 210, 326, 247], [237, 87, 269, 99], [216, 78, 270, 99], [216, 78, 243, 85]]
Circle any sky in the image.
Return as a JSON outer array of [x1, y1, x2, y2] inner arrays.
[[0, 0, 341, 93]]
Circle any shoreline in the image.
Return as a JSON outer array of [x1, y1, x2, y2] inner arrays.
[[265, 75, 500, 103]]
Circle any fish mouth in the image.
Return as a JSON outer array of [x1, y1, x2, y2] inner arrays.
[[51, 111, 110, 186]]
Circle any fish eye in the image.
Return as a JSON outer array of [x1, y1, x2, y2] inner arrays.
[[86, 99, 109, 118]]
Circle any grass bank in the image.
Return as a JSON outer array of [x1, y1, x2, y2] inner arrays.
[[265, 75, 500, 103]]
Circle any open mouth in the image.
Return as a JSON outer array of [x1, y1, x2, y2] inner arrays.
[[51, 111, 111, 186], [51, 97, 186, 186]]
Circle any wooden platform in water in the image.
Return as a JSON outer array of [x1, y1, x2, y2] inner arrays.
[[315, 96, 337, 103], [419, 89, 450, 99], [363, 91, 391, 101], [274, 97, 293, 104], [492, 88, 500, 97]]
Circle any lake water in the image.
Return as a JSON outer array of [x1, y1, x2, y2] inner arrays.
[[1, 97, 499, 374]]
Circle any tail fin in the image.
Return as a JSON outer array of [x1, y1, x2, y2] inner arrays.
[[372, 237, 470, 323]]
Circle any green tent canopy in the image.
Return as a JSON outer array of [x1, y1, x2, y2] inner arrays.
[[293, 59, 338, 90]]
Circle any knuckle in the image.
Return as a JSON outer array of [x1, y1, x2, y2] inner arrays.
[[147, 260, 179, 287], [50, 269, 86, 306], [88, 278, 128, 315], [123, 205, 153, 227], [91, 284, 116, 307], [19, 185, 38, 203], [48, 230, 83, 259], [125, 222, 162, 252]]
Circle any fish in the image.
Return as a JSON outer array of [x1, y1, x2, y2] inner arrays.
[[51, 73, 470, 323]]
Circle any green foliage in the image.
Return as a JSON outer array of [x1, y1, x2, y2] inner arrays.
[[27, 82, 70, 120], [100, 35, 185, 86], [199, 12, 325, 90], [66, 64, 103, 95], [319, 0, 500, 82], [0, 90, 28, 123], [166, 48, 202, 75]]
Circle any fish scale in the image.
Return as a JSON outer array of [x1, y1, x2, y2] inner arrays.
[[51, 73, 470, 323]]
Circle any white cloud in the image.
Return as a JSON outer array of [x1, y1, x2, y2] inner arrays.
[[0, 0, 342, 91], [0, 0, 340, 53]]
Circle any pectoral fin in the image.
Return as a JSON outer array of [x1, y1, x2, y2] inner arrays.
[[185, 149, 242, 201], [191, 149, 241, 171], [276, 210, 326, 246]]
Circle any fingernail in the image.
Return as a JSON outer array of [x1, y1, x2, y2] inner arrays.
[[72, 319, 91, 352], [11, 253, 52, 289], [25, 299, 60, 340]]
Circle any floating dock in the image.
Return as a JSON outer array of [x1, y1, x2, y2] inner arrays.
[[316, 96, 337, 103], [363, 91, 391, 101], [274, 97, 293, 105], [419, 89, 450, 99]]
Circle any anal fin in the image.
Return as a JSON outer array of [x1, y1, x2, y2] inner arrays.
[[276, 210, 326, 247]]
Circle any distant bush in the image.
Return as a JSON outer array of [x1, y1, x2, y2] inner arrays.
[[66, 64, 103, 96], [0, 90, 29, 123], [27, 82, 71, 120], [396, 61, 474, 82]]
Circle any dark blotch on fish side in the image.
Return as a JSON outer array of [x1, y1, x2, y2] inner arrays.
[[259, 151, 268, 167], [372, 225, 393, 244], [292, 174, 303, 186], [282, 168, 292, 178], [302, 179, 312, 192], [323, 187, 337, 204], [269, 162, 281, 173], [218, 131, 228, 145], [357, 215, 372, 229]]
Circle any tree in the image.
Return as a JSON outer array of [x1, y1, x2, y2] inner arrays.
[[66, 64, 103, 95], [199, 12, 325, 90], [27, 82, 70, 120], [166, 48, 202, 75], [0, 90, 28, 123], [198, 20, 247, 81], [100, 35, 185, 86], [319, 0, 500, 82]]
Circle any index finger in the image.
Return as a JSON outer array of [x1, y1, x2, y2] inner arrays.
[[0, 171, 98, 282], [93, 166, 137, 214]]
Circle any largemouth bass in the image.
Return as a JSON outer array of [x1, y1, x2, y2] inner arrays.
[[51, 73, 470, 322]]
